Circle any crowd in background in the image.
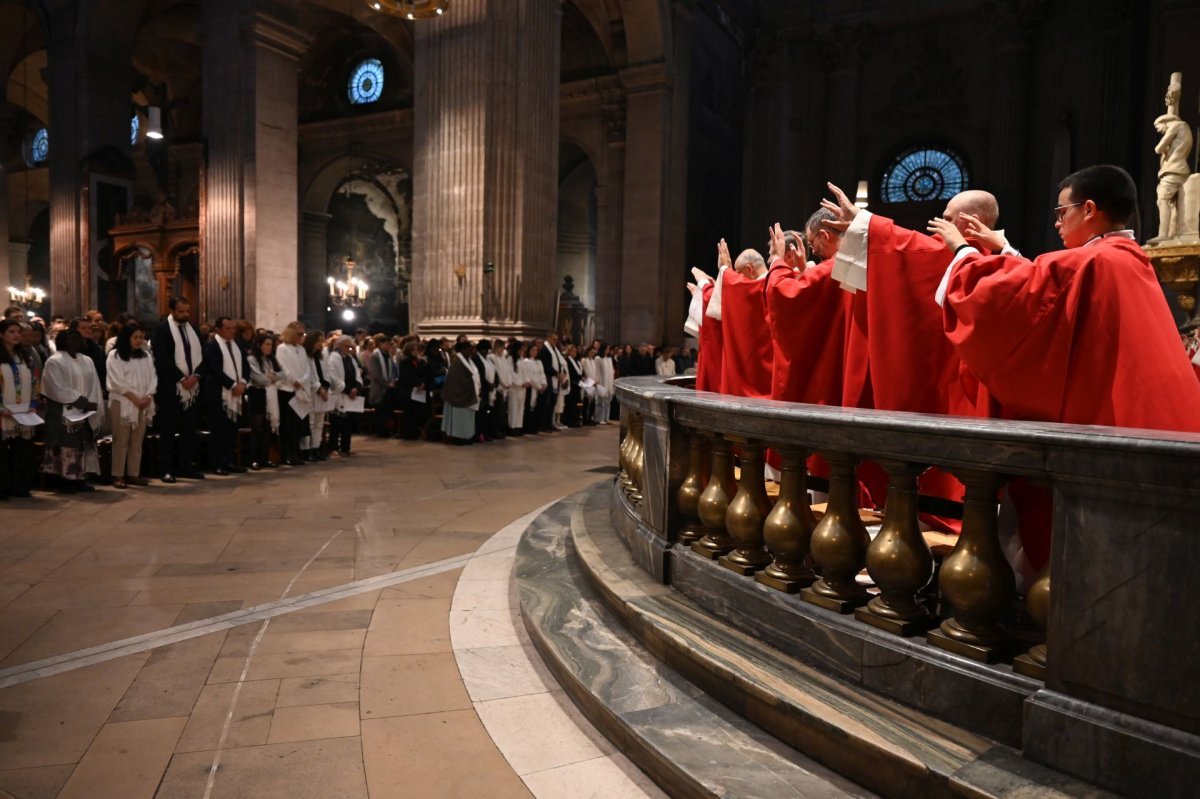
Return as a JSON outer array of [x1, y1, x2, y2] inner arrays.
[[0, 300, 691, 499]]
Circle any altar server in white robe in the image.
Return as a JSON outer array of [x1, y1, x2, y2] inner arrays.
[[596, 345, 616, 424], [504, 341, 528, 435], [1, 318, 39, 498], [40, 328, 103, 490], [275, 322, 315, 466], [488, 339, 514, 439], [106, 323, 157, 488]]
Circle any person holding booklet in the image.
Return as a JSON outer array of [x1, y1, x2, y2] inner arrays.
[[325, 335, 364, 456], [39, 328, 103, 492], [0, 318, 40, 499]]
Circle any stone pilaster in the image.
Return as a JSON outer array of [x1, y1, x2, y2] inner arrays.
[[594, 101, 626, 344], [299, 211, 332, 326], [411, 0, 563, 338], [202, 1, 308, 328], [0, 104, 17, 292], [45, 10, 83, 319], [820, 26, 866, 193]]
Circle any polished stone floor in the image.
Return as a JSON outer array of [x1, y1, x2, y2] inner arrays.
[[0, 426, 662, 799]]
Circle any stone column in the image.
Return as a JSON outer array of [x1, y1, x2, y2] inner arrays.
[[45, 8, 84, 319], [411, 0, 562, 338], [820, 26, 865, 194], [986, 2, 1040, 245], [0, 104, 17, 292], [299, 211, 331, 325], [202, 0, 308, 328], [593, 102, 626, 343]]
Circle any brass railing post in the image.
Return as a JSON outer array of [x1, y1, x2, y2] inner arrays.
[[757, 447, 816, 593], [1014, 565, 1049, 679], [676, 431, 711, 544], [802, 452, 871, 613], [856, 460, 936, 635], [928, 469, 1016, 662], [627, 414, 645, 502], [720, 439, 772, 575], [693, 435, 736, 559], [619, 412, 633, 486]]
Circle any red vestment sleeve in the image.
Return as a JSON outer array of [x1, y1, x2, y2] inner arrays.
[[695, 282, 723, 393], [765, 260, 848, 406]]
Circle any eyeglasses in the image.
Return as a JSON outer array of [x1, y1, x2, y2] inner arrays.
[[1053, 202, 1083, 223]]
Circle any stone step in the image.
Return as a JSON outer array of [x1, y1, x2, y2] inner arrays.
[[515, 491, 877, 799], [561, 482, 1113, 799]]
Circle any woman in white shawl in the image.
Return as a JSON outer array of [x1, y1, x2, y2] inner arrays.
[[40, 328, 103, 491], [486, 338, 512, 440], [596, 344, 615, 425], [105, 323, 156, 488], [503, 341, 527, 436], [580, 345, 600, 426], [275, 322, 313, 466], [520, 343, 545, 435], [1, 319, 40, 499], [247, 333, 283, 469]]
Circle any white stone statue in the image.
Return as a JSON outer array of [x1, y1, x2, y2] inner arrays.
[[1151, 113, 1194, 243]]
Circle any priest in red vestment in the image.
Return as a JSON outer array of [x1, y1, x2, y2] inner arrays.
[[700, 246, 774, 399], [931, 164, 1200, 569], [686, 241, 730, 393]]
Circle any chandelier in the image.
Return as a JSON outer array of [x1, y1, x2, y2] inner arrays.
[[366, 0, 449, 20], [8, 274, 46, 314], [328, 257, 369, 309]]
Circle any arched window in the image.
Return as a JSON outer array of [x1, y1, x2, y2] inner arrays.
[[131, 114, 140, 145], [880, 146, 969, 204], [348, 59, 385, 105], [30, 128, 48, 164]]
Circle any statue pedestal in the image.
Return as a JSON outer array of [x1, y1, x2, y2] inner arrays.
[[1144, 241, 1200, 326]]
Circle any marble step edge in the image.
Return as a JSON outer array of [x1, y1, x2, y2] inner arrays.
[[514, 494, 877, 799], [567, 483, 1113, 799]]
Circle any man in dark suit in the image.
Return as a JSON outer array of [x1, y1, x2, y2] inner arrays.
[[470, 339, 496, 442], [150, 297, 205, 482], [535, 333, 562, 432], [366, 335, 398, 437], [201, 316, 250, 475]]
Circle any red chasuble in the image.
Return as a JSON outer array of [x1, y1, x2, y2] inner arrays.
[[695, 281, 724, 393], [943, 235, 1200, 567], [717, 270, 774, 399], [765, 260, 850, 407]]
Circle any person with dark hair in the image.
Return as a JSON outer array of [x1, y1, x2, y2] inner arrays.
[[486, 338, 510, 440], [470, 339, 496, 442], [39, 328, 103, 492], [105, 323, 156, 488], [325, 335, 362, 456], [396, 340, 429, 440], [301, 330, 331, 461], [562, 343, 584, 428], [504, 340, 527, 436], [247, 333, 283, 469], [441, 340, 479, 445], [3, 306, 24, 321], [367, 334, 398, 438], [151, 297, 205, 483], [929, 164, 1200, 571], [201, 316, 250, 475], [0, 319, 39, 499]]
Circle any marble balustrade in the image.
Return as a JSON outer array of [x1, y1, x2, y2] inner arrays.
[[611, 375, 1200, 798]]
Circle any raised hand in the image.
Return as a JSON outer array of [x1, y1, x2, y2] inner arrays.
[[768, 223, 788, 263], [717, 239, 733, 269], [960, 213, 1006, 252], [687, 282, 698, 297], [691, 266, 713, 285], [823, 182, 859, 222], [927, 217, 967, 252]]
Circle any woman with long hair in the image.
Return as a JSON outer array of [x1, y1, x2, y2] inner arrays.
[[520, 342, 545, 435], [275, 322, 312, 466], [105, 323, 157, 488], [39, 328, 104, 491], [440, 340, 479, 445], [0, 319, 39, 498], [596, 344, 615, 424], [504, 341, 526, 436], [247, 333, 283, 469], [301, 330, 331, 461], [396, 340, 430, 440]]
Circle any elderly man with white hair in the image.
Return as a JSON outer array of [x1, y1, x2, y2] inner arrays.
[[325, 335, 363, 457]]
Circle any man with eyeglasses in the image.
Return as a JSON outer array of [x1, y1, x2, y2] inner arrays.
[[930, 164, 1200, 571]]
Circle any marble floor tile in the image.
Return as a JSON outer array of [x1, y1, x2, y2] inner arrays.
[[474, 690, 615, 775], [455, 644, 558, 702], [56, 716, 187, 799], [219, 628, 367, 658], [376, 568, 461, 600], [0, 764, 74, 799], [110, 631, 226, 722], [158, 737, 368, 799], [206, 648, 362, 683], [1, 603, 185, 667], [0, 609, 56, 662], [174, 678, 281, 753], [275, 673, 359, 708], [363, 597, 452, 656], [450, 578, 517, 612], [361, 711, 531, 799], [259, 608, 373, 633], [0, 654, 149, 769], [523, 754, 669, 799], [173, 599, 244, 625], [267, 701, 360, 744], [458, 548, 519, 582], [449, 607, 525, 649], [359, 653, 471, 719]]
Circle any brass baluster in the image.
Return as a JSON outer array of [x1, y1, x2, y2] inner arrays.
[[693, 435, 736, 559], [1014, 565, 1050, 680], [928, 469, 1016, 663], [676, 431, 711, 544], [627, 414, 645, 502], [618, 413, 633, 487], [856, 460, 936, 635], [802, 452, 871, 613], [720, 439, 773, 575], [757, 447, 816, 593]]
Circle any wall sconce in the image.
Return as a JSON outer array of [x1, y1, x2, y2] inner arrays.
[[146, 106, 164, 140], [453, 263, 467, 285], [854, 180, 869, 209]]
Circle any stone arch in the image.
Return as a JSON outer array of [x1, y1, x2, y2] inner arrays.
[[617, 0, 668, 64]]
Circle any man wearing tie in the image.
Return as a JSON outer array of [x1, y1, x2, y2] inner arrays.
[[151, 297, 205, 483], [367, 335, 398, 437], [201, 316, 250, 475]]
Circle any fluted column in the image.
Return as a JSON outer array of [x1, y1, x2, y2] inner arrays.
[[593, 102, 625, 343], [412, 0, 562, 338], [299, 211, 332, 325], [820, 26, 866, 193], [45, 10, 84, 319], [0, 104, 16, 292], [203, 1, 308, 327], [986, 2, 1040, 244]]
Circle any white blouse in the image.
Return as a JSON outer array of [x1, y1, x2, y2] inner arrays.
[[275, 343, 315, 395], [106, 350, 157, 427]]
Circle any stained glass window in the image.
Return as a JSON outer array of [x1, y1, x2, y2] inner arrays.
[[31, 128, 48, 164], [348, 59, 384, 105], [131, 114, 140, 145], [880, 146, 969, 204]]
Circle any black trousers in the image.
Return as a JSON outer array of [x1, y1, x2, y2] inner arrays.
[[400, 398, 428, 440], [373, 389, 398, 437], [328, 412, 354, 453], [278, 390, 304, 463], [0, 436, 36, 496], [246, 388, 274, 465], [206, 399, 237, 469], [490, 396, 508, 439], [156, 394, 199, 476], [563, 387, 582, 427], [537, 386, 557, 430]]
